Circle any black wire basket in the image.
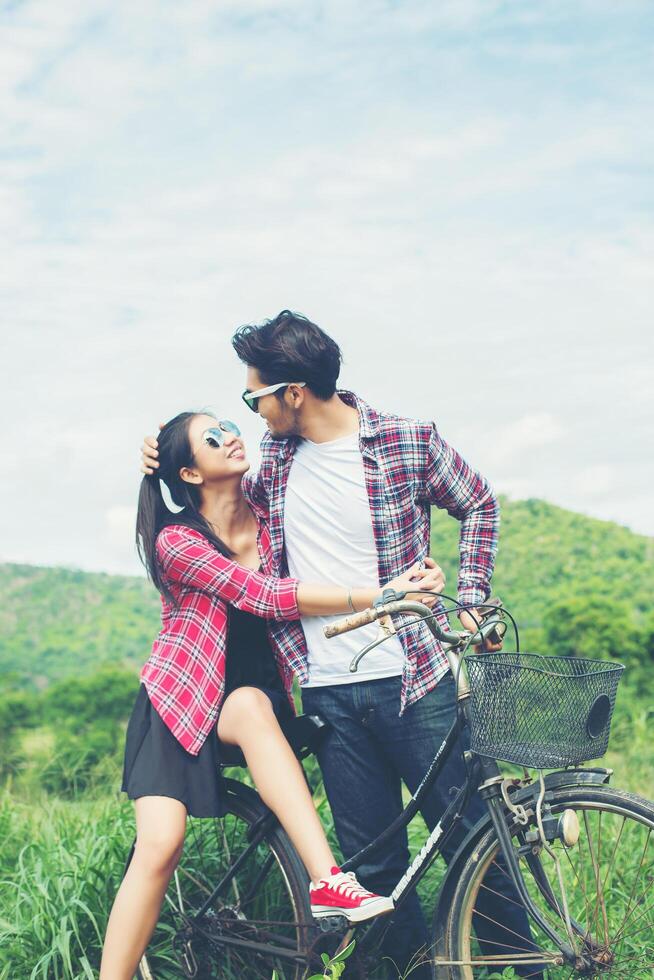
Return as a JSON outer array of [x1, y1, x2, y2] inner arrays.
[[464, 653, 625, 769]]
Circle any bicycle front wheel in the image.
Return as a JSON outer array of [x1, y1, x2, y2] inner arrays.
[[441, 785, 654, 979], [135, 779, 313, 980]]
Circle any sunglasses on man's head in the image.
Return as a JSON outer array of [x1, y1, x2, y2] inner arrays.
[[241, 381, 306, 413], [201, 420, 241, 448]]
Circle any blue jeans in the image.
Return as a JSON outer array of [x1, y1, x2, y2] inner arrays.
[[302, 675, 541, 980]]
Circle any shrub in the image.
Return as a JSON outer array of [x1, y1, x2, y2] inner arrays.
[[40, 723, 121, 798]]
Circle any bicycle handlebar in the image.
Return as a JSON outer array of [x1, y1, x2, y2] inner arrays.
[[323, 606, 379, 637], [324, 598, 506, 645], [324, 598, 507, 686], [324, 599, 463, 645]]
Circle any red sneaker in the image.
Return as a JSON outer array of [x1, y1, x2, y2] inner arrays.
[[310, 866, 394, 923]]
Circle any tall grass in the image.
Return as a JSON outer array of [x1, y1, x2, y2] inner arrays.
[[0, 694, 651, 979], [0, 792, 134, 979]]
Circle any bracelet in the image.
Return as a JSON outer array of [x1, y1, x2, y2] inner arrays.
[[347, 589, 356, 613]]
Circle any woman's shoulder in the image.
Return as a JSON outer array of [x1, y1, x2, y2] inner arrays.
[[155, 523, 210, 555]]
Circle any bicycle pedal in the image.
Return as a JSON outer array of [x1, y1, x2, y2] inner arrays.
[[317, 914, 349, 933]]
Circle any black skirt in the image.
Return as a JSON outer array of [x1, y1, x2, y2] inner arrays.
[[123, 605, 293, 817], [121, 682, 293, 818]]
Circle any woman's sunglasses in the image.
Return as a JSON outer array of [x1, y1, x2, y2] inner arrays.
[[241, 381, 306, 413], [201, 420, 241, 448]]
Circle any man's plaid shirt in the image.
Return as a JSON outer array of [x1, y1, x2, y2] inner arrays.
[[243, 390, 499, 714]]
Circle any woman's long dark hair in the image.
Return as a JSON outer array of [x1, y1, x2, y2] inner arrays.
[[136, 411, 234, 605]]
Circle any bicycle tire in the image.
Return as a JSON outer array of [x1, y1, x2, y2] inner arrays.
[[133, 778, 313, 980], [438, 785, 654, 979]]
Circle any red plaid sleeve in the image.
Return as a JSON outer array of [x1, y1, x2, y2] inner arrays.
[[420, 424, 499, 607], [156, 526, 300, 620]]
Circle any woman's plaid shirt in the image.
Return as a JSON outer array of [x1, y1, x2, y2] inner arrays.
[[243, 390, 499, 715], [140, 523, 300, 755]]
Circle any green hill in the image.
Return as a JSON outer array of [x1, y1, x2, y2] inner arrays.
[[432, 495, 654, 624], [0, 565, 160, 688], [1, 496, 652, 689]]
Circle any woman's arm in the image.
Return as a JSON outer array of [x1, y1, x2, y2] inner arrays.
[[297, 584, 378, 617], [297, 559, 443, 615], [157, 526, 300, 620], [157, 526, 443, 620]]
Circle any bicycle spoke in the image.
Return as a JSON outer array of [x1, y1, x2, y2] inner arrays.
[[187, 817, 210, 884], [564, 813, 596, 935], [470, 905, 554, 951], [461, 934, 546, 954], [561, 836, 594, 929], [220, 818, 242, 905], [175, 864, 213, 897], [452, 791, 654, 979], [610, 826, 652, 945], [611, 892, 654, 946], [583, 808, 610, 948], [477, 867, 535, 912], [600, 811, 626, 895]]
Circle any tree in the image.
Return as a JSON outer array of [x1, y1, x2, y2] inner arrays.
[[42, 668, 139, 728]]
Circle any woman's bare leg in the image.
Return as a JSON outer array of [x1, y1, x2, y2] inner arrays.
[[100, 796, 187, 980], [217, 687, 336, 884]]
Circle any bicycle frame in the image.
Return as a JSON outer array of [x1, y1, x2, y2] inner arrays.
[[181, 804, 310, 968], [176, 601, 592, 971], [336, 603, 582, 966]]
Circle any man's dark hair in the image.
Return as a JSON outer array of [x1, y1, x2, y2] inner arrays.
[[231, 310, 342, 400]]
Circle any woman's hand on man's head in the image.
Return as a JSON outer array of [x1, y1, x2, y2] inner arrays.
[[141, 425, 164, 475]]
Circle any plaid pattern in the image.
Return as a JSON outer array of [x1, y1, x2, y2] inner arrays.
[[140, 523, 299, 755], [243, 390, 499, 714]]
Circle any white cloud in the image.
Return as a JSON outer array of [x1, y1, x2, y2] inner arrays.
[[571, 465, 615, 498], [1, 0, 653, 574], [490, 414, 565, 464], [105, 505, 136, 533]]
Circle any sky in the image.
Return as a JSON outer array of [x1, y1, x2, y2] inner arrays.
[[1, 0, 653, 576]]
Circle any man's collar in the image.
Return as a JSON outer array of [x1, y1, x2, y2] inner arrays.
[[264, 389, 380, 462], [337, 390, 380, 440]]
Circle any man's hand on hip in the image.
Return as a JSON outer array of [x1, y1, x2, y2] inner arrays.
[[458, 609, 504, 652]]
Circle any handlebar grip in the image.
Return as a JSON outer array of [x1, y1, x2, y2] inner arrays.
[[324, 607, 378, 638]]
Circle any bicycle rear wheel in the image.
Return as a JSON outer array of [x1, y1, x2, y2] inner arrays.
[[134, 779, 313, 980], [440, 785, 654, 979]]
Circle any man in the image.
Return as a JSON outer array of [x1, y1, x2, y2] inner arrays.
[[142, 310, 537, 979]]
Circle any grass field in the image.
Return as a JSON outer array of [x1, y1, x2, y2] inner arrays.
[[1, 687, 652, 980]]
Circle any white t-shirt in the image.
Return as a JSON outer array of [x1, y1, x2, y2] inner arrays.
[[283, 430, 405, 686]]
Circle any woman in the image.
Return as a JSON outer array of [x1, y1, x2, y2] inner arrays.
[[100, 411, 442, 980]]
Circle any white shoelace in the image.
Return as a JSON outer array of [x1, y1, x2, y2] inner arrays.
[[322, 871, 373, 899]]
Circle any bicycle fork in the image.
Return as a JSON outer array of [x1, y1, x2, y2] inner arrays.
[[479, 772, 590, 970]]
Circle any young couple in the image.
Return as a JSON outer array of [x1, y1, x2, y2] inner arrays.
[[102, 311, 536, 980]]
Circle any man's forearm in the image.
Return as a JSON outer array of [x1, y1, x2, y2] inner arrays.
[[421, 423, 499, 605], [456, 486, 499, 607]]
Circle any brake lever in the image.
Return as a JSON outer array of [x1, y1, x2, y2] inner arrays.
[[349, 600, 467, 673], [347, 587, 404, 672]]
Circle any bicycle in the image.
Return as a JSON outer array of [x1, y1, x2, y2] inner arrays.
[[128, 597, 654, 979]]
